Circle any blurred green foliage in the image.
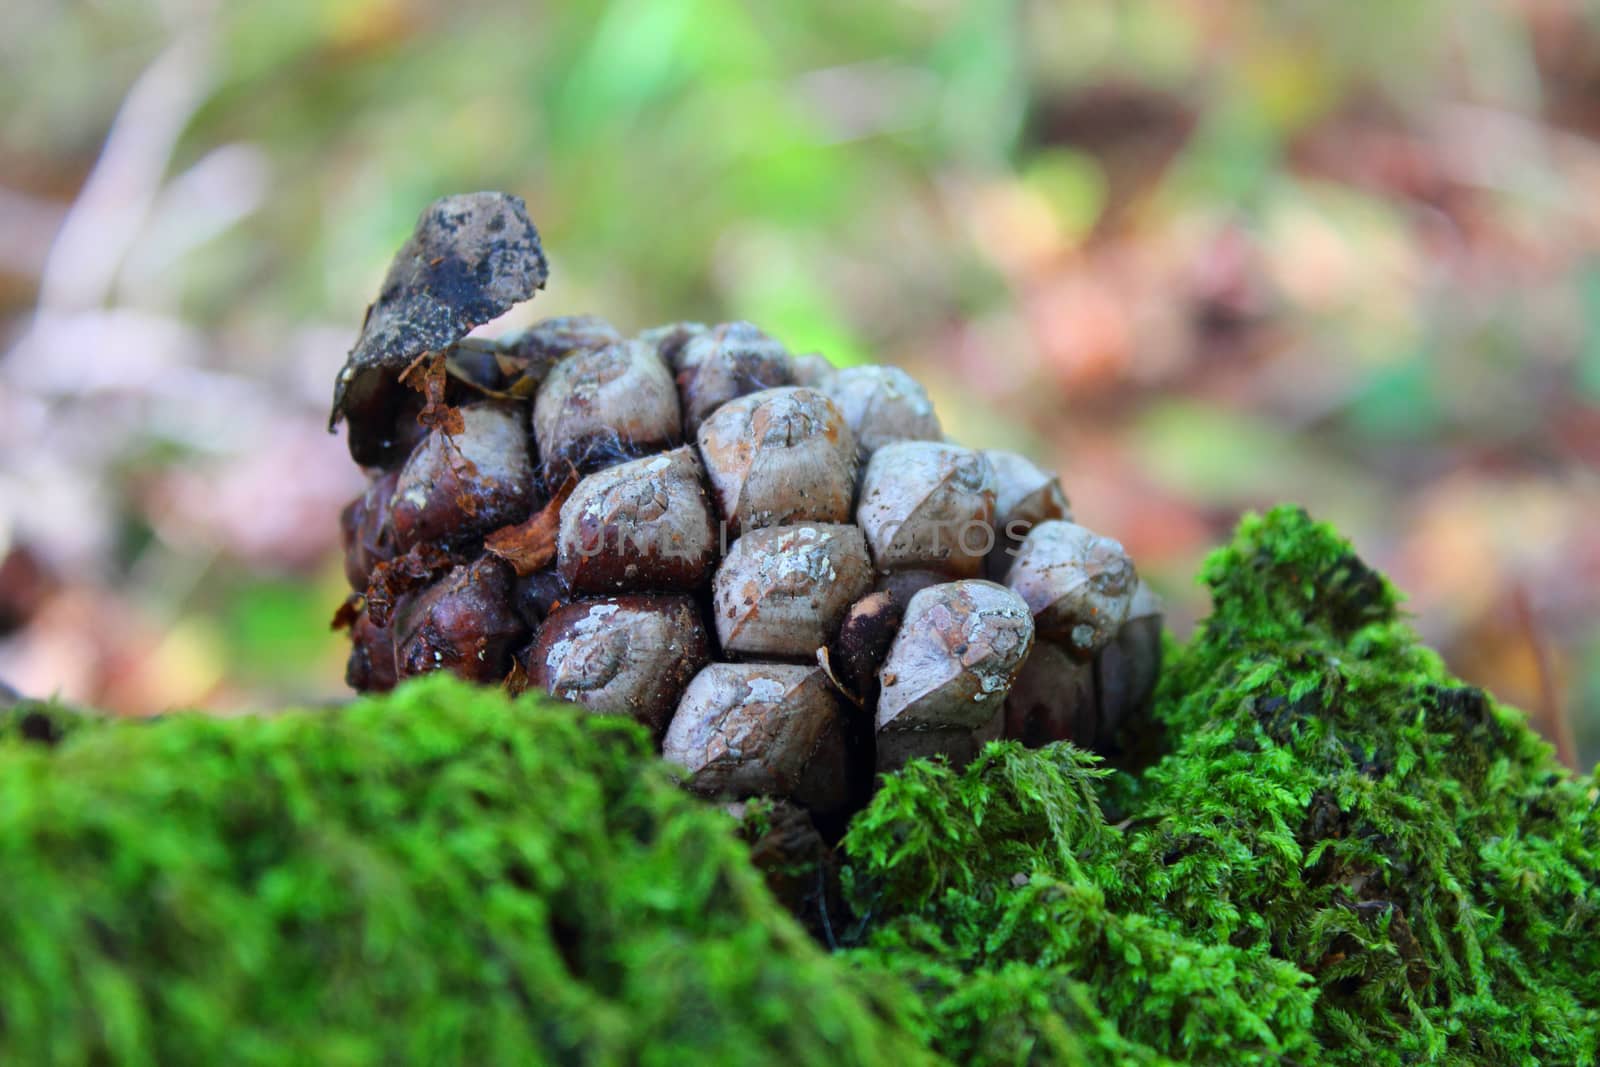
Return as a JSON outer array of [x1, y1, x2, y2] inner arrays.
[[0, 0, 1495, 352], [0, 0, 1593, 752], [220, 576, 348, 689]]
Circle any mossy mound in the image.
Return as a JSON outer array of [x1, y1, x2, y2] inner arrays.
[[840, 506, 1600, 1064], [2, 507, 1594, 1065], [0, 678, 930, 1066]]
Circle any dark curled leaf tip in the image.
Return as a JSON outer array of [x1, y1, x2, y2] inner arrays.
[[330, 192, 548, 461]]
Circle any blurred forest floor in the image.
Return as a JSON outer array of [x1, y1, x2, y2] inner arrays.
[[1, 0, 1596, 765]]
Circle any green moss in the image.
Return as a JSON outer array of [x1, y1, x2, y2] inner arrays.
[[0, 676, 932, 1067], [839, 740, 1318, 1065], [0, 697, 93, 746], [1132, 508, 1600, 1063], [4, 507, 1594, 1065], [840, 506, 1600, 1065]]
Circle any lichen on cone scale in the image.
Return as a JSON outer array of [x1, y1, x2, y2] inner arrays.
[[331, 192, 1162, 831]]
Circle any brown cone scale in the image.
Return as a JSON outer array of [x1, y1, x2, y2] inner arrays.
[[558, 446, 717, 594], [664, 663, 854, 815], [527, 595, 709, 737]]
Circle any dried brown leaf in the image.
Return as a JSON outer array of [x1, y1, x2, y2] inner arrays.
[[364, 543, 455, 627], [815, 646, 864, 709], [503, 658, 530, 696], [484, 473, 578, 577], [403, 353, 466, 437], [330, 595, 364, 632]]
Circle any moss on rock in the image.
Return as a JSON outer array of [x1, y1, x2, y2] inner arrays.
[[839, 506, 1599, 1064], [3, 506, 1594, 1065], [0, 677, 931, 1067]]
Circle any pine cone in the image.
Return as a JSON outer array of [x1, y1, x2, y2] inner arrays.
[[330, 193, 1162, 824]]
